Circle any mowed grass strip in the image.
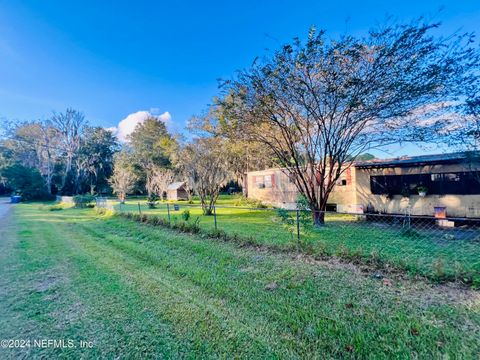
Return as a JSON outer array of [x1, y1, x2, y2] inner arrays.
[[117, 198, 480, 282], [0, 203, 479, 359]]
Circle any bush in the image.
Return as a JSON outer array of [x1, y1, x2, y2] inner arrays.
[[182, 209, 191, 221], [233, 195, 268, 208], [171, 217, 201, 234], [119, 211, 201, 234], [147, 194, 159, 209], [73, 194, 96, 208]]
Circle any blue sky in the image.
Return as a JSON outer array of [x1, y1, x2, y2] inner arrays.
[[0, 1, 479, 155]]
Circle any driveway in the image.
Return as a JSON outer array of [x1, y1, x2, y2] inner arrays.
[[0, 197, 11, 220]]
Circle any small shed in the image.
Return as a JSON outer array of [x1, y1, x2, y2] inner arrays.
[[166, 182, 189, 201]]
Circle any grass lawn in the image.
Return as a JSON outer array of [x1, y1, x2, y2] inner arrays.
[[1, 203, 479, 358], [115, 196, 480, 283]]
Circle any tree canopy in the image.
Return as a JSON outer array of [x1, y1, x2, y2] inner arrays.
[[0, 109, 119, 197]]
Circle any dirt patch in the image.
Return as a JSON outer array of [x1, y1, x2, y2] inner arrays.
[[33, 264, 70, 294]]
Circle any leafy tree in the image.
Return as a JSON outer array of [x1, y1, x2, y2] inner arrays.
[[1, 121, 61, 195], [222, 21, 479, 225], [355, 153, 376, 161], [145, 167, 175, 199], [51, 108, 87, 193], [128, 117, 176, 168], [0, 111, 118, 197], [128, 117, 177, 195], [109, 152, 138, 203], [77, 127, 119, 194], [177, 138, 230, 215], [188, 110, 276, 195], [1, 163, 51, 200]]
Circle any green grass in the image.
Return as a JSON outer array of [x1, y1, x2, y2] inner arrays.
[[1, 203, 480, 358], [115, 196, 480, 283]]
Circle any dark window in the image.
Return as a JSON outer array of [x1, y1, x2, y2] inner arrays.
[[326, 203, 337, 212], [370, 171, 480, 195], [254, 176, 265, 189]]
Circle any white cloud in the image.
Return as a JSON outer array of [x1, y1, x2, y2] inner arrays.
[[108, 110, 172, 142], [157, 111, 172, 123]]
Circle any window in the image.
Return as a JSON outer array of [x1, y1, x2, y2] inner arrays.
[[264, 175, 272, 188], [432, 173, 460, 182], [370, 171, 480, 195], [326, 203, 337, 212], [255, 176, 265, 189]]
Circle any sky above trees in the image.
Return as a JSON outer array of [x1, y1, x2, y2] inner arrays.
[[0, 1, 479, 155]]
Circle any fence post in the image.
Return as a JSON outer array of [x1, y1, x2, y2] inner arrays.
[[167, 203, 171, 224], [213, 205, 218, 230], [296, 209, 300, 245], [138, 202, 142, 215]]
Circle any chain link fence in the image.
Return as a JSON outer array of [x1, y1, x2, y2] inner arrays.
[[96, 198, 480, 284]]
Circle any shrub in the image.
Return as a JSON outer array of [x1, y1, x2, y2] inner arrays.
[[207, 228, 227, 239], [147, 215, 160, 225], [233, 195, 268, 208], [182, 209, 191, 221], [147, 194, 159, 209], [73, 194, 95, 208], [275, 208, 296, 241]]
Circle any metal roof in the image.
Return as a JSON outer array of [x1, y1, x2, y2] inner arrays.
[[355, 151, 480, 169], [167, 181, 186, 190]]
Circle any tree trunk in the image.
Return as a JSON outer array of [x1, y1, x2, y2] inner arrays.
[[312, 210, 325, 226], [45, 172, 52, 195], [241, 173, 248, 197]]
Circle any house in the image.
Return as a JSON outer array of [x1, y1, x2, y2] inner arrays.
[[246, 152, 480, 218], [166, 182, 189, 201]]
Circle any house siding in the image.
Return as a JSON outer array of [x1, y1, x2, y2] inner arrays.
[[247, 161, 480, 218]]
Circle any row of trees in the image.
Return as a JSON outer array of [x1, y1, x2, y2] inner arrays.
[[0, 109, 257, 214], [108, 118, 253, 215], [0, 109, 118, 199]]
